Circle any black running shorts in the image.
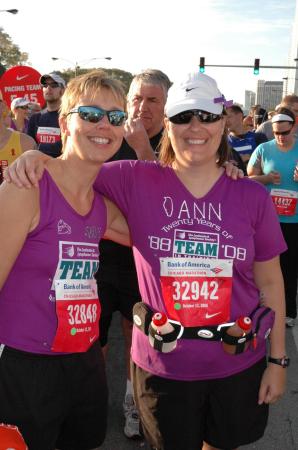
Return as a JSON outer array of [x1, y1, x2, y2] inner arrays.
[[131, 358, 268, 450], [0, 341, 108, 450]]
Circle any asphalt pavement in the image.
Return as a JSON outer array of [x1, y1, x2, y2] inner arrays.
[[102, 312, 298, 450]]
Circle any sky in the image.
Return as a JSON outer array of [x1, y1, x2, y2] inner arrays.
[[0, 0, 297, 106]]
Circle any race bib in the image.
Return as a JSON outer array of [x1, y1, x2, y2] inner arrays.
[[160, 257, 233, 327], [36, 126, 61, 144], [271, 189, 298, 216], [51, 279, 100, 353]]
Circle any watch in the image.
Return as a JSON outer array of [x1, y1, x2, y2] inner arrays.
[[268, 356, 290, 368]]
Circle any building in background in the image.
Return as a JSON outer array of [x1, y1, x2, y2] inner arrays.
[[244, 90, 256, 113], [284, 0, 298, 95], [256, 80, 283, 110]]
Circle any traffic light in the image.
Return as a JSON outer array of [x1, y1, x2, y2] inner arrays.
[[253, 58, 260, 75], [199, 57, 205, 73]]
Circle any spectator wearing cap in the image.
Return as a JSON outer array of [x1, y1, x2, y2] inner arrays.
[[248, 107, 298, 328], [10, 97, 30, 134], [27, 72, 66, 157], [226, 104, 267, 173], [0, 91, 37, 184]]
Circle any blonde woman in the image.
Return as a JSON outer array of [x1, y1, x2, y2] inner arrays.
[[0, 70, 129, 450]]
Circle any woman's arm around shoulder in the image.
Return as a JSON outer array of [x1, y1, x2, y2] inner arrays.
[[0, 181, 40, 290], [3, 150, 50, 188]]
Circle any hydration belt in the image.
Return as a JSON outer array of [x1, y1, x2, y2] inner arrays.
[[132, 302, 254, 354]]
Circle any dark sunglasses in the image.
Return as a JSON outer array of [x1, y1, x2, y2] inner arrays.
[[68, 105, 127, 127], [41, 82, 60, 89], [17, 105, 29, 110], [169, 109, 223, 125], [273, 128, 293, 136]]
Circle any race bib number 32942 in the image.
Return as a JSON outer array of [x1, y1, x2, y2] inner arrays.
[[160, 257, 233, 327]]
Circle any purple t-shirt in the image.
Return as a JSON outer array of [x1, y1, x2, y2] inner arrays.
[[0, 170, 107, 354], [95, 161, 286, 380]]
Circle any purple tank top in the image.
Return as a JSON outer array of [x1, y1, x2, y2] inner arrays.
[[0, 170, 106, 354]]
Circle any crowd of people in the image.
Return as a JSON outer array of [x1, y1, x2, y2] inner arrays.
[[0, 66, 297, 450]]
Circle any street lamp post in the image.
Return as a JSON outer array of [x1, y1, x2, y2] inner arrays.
[[51, 57, 112, 76], [0, 9, 18, 14]]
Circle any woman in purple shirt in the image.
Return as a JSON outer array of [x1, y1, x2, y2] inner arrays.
[[94, 72, 287, 450], [0, 71, 129, 450]]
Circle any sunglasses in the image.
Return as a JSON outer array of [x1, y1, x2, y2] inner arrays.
[[169, 109, 223, 125], [68, 105, 127, 127], [17, 105, 29, 110], [273, 128, 293, 136], [41, 82, 60, 89]]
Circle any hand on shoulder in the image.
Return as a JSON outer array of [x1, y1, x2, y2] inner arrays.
[[3, 150, 50, 188]]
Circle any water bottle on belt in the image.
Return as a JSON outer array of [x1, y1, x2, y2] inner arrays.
[[222, 316, 252, 355], [149, 312, 177, 353]]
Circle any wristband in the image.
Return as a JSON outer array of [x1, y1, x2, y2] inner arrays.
[[268, 356, 290, 368]]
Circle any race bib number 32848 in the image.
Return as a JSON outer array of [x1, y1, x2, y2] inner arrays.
[[52, 279, 100, 353], [160, 257, 233, 327]]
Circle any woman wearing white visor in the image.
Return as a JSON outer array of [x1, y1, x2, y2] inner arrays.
[[3, 71, 287, 450], [248, 107, 298, 328]]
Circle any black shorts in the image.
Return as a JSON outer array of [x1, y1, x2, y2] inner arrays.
[[98, 281, 140, 346], [0, 341, 108, 450], [131, 358, 268, 450]]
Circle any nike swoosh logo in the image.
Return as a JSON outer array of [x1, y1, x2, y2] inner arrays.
[[205, 312, 221, 319], [185, 87, 196, 92], [89, 335, 96, 343], [16, 74, 29, 81]]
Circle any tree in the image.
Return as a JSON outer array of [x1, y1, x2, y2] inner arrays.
[[58, 67, 134, 93], [0, 27, 28, 74]]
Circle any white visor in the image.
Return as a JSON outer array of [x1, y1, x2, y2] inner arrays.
[[272, 114, 294, 123]]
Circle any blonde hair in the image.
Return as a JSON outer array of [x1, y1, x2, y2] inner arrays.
[[60, 70, 126, 147]]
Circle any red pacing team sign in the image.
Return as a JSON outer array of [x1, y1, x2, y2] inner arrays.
[[0, 65, 44, 108]]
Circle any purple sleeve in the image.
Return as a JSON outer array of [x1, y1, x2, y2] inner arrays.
[[253, 192, 287, 261], [93, 160, 136, 217]]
